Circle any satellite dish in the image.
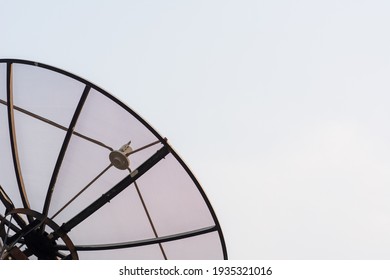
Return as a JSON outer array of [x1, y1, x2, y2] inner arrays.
[[0, 59, 227, 260]]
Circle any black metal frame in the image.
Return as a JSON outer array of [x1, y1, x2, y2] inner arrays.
[[0, 58, 228, 260], [4, 208, 78, 260], [5, 63, 31, 215], [42, 85, 90, 217], [0, 213, 20, 233], [56, 225, 218, 251], [0, 185, 26, 228]]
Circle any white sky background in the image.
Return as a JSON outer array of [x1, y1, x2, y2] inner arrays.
[[1, 0, 390, 259]]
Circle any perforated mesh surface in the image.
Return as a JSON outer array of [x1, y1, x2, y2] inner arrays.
[[0, 59, 227, 260]]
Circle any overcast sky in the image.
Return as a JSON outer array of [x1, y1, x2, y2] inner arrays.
[[2, 0, 390, 259]]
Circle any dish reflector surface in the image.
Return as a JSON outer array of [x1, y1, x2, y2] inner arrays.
[[0, 59, 227, 260]]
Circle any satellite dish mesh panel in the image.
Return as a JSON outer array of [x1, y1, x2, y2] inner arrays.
[[0, 59, 227, 260]]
